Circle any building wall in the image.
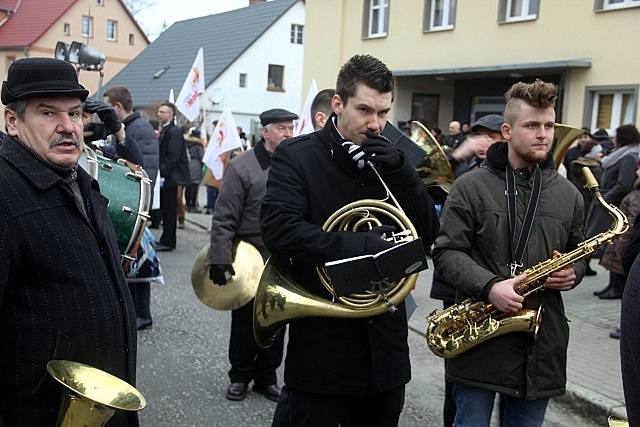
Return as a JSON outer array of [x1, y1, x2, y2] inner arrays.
[[303, 0, 640, 131], [0, 0, 148, 129], [203, 0, 305, 142]]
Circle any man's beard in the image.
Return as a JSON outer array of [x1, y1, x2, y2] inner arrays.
[[522, 149, 548, 164], [49, 133, 81, 149]]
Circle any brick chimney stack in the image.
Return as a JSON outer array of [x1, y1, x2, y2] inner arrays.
[[249, 0, 267, 5]]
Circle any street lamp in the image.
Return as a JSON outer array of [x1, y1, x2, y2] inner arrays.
[[55, 41, 106, 96]]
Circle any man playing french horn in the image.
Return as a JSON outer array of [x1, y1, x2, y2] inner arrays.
[[260, 54, 439, 427], [432, 80, 587, 427]]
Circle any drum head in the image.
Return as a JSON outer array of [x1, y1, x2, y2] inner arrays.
[[191, 241, 264, 311]]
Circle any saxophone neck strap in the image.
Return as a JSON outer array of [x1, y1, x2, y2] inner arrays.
[[506, 165, 542, 278]]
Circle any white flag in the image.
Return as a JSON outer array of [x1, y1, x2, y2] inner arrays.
[[202, 105, 242, 179], [168, 89, 175, 103], [295, 79, 318, 136], [175, 47, 205, 121]]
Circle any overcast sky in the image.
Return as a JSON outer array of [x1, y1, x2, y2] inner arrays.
[[136, 0, 257, 41]]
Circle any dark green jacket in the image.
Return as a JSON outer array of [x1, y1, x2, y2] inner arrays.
[[433, 142, 586, 399]]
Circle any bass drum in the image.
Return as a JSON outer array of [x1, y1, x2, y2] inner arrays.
[[83, 145, 151, 265]]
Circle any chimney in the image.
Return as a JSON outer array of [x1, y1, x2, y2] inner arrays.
[[249, 0, 267, 5]]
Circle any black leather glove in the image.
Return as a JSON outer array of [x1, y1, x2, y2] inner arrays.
[[209, 264, 236, 286], [363, 225, 396, 255], [84, 99, 122, 136], [83, 122, 110, 143], [361, 130, 402, 171]]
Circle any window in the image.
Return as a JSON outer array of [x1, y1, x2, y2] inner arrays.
[[498, 0, 539, 23], [81, 16, 93, 37], [129, 34, 135, 45], [63, 23, 70, 35], [362, 0, 389, 38], [291, 24, 303, 44], [585, 86, 638, 135], [267, 65, 284, 91], [594, 0, 640, 10], [96, 0, 104, 5], [423, 0, 456, 32], [107, 20, 117, 41], [239, 73, 247, 88]]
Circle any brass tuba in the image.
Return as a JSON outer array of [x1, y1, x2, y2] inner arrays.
[[426, 167, 628, 358], [253, 162, 420, 348], [552, 124, 588, 169], [47, 360, 146, 426], [411, 121, 455, 193]]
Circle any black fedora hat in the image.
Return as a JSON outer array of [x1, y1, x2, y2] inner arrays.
[[1, 57, 89, 105]]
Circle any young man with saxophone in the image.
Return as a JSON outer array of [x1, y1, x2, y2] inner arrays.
[[260, 54, 439, 427], [433, 80, 587, 427]]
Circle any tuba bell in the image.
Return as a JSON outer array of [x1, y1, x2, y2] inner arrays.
[[47, 360, 145, 427], [552, 123, 588, 169], [411, 121, 455, 193], [253, 162, 421, 348]]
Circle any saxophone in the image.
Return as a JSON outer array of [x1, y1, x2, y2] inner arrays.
[[426, 167, 629, 358]]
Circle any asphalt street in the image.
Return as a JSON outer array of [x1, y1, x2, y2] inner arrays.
[[137, 219, 604, 427]]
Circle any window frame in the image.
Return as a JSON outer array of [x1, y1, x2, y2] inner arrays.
[[362, 0, 389, 39], [498, 0, 540, 24], [423, 0, 456, 32], [96, 0, 104, 5], [290, 24, 303, 44], [267, 64, 285, 92], [239, 73, 247, 88], [584, 85, 638, 135], [594, 0, 640, 11], [106, 20, 117, 41], [81, 15, 93, 38], [63, 23, 70, 35], [128, 34, 135, 45]]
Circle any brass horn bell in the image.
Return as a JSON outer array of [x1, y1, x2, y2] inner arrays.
[[191, 241, 264, 311], [47, 360, 145, 427], [410, 121, 455, 193]]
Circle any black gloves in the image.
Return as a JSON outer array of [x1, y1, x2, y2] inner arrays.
[[83, 99, 123, 136], [360, 130, 402, 171], [83, 122, 110, 143], [363, 225, 396, 255], [209, 264, 235, 285]]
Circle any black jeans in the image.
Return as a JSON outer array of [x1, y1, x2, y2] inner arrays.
[[229, 299, 284, 386]]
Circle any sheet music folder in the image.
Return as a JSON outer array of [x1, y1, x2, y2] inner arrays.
[[324, 238, 427, 297]]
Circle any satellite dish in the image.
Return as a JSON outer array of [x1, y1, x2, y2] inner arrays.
[[210, 88, 224, 105]]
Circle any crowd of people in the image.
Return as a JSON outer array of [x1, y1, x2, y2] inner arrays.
[[3, 54, 640, 427]]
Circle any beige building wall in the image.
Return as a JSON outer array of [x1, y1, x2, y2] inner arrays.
[[1, 0, 148, 129], [302, 0, 640, 129]]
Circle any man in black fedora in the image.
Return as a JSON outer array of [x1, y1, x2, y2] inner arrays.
[[0, 57, 138, 426]]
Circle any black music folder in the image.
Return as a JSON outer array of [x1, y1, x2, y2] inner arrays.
[[324, 238, 428, 297]]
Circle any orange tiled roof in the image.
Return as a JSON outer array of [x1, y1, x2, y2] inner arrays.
[[0, 0, 75, 48]]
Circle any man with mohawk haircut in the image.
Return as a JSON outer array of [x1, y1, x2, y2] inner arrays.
[[433, 80, 587, 427]]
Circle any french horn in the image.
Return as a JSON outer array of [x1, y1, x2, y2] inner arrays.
[[253, 162, 420, 348]]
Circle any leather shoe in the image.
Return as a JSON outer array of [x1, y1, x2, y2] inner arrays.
[[137, 317, 152, 330], [585, 266, 597, 276], [226, 383, 247, 401], [155, 243, 173, 252], [599, 288, 623, 299], [593, 285, 610, 296], [610, 327, 620, 340], [191, 207, 202, 214], [253, 384, 281, 402], [205, 208, 212, 215]]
